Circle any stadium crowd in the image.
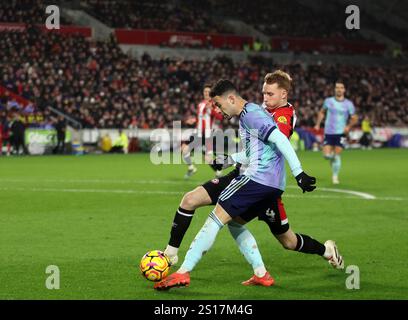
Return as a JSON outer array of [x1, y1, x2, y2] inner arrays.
[[85, 0, 369, 42], [85, 0, 231, 34], [2, 28, 407, 132], [0, 0, 71, 25], [2, 1, 404, 55], [214, 0, 364, 41]]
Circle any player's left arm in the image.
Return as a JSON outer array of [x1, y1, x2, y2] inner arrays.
[[344, 102, 358, 134], [267, 129, 316, 193], [243, 108, 316, 193]]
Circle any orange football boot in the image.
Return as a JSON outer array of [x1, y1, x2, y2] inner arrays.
[[154, 272, 190, 290], [242, 272, 275, 287]]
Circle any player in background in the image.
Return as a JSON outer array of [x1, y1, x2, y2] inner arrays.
[[163, 72, 344, 287], [155, 80, 341, 290], [314, 80, 358, 184], [182, 84, 224, 178]]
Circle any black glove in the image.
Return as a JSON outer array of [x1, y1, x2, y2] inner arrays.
[[211, 154, 234, 171], [295, 172, 316, 193]]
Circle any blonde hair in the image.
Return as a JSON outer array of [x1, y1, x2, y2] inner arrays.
[[264, 70, 292, 93]]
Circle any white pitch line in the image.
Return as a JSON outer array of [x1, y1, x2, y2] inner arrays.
[[0, 178, 400, 200], [0, 178, 196, 185], [0, 186, 184, 196], [0, 187, 406, 201], [286, 186, 376, 200], [0, 178, 379, 199], [0, 178, 380, 200]]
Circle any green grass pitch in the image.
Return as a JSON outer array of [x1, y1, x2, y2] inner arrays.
[[0, 149, 407, 300]]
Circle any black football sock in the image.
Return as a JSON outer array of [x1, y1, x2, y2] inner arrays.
[[168, 207, 195, 248], [295, 233, 326, 256]]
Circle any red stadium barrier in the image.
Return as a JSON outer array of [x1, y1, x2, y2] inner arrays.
[[0, 22, 26, 32], [270, 36, 385, 54], [114, 28, 385, 54], [0, 23, 92, 37], [0, 23, 384, 54], [115, 29, 253, 50]]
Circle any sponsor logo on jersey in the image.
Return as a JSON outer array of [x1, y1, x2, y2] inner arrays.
[[212, 179, 219, 184], [277, 116, 288, 124]]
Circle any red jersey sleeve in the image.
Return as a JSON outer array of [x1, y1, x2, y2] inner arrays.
[[211, 106, 224, 121], [271, 107, 294, 139]]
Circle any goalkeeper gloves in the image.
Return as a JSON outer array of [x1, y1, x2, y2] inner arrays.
[[211, 154, 234, 171], [295, 172, 316, 193]]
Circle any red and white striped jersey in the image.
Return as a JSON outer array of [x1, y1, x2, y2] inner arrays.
[[196, 100, 223, 138]]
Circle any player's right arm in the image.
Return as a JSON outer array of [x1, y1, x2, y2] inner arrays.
[[314, 98, 329, 130]]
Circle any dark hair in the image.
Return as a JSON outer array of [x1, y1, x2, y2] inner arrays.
[[335, 79, 346, 87], [209, 79, 237, 98], [204, 83, 212, 89]]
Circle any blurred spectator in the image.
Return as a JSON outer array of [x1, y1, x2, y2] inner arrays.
[[10, 113, 28, 155], [100, 133, 112, 153], [360, 115, 373, 149], [86, 0, 232, 34], [53, 116, 66, 154], [253, 38, 262, 52], [110, 129, 129, 154]]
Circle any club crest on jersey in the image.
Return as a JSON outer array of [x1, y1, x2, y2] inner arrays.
[[212, 179, 219, 184], [277, 116, 288, 124]]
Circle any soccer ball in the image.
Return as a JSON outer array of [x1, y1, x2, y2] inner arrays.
[[140, 250, 170, 282]]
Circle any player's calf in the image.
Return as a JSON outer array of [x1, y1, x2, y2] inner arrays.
[[165, 193, 199, 264], [323, 153, 334, 161], [277, 231, 326, 256]]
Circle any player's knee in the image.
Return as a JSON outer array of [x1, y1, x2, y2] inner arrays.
[[181, 144, 189, 154], [180, 191, 200, 210]]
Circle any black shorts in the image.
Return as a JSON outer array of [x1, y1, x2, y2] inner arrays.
[[240, 196, 290, 235], [202, 168, 289, 235], [324, 134, 346, 148], [201, 167, 240, 205]]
